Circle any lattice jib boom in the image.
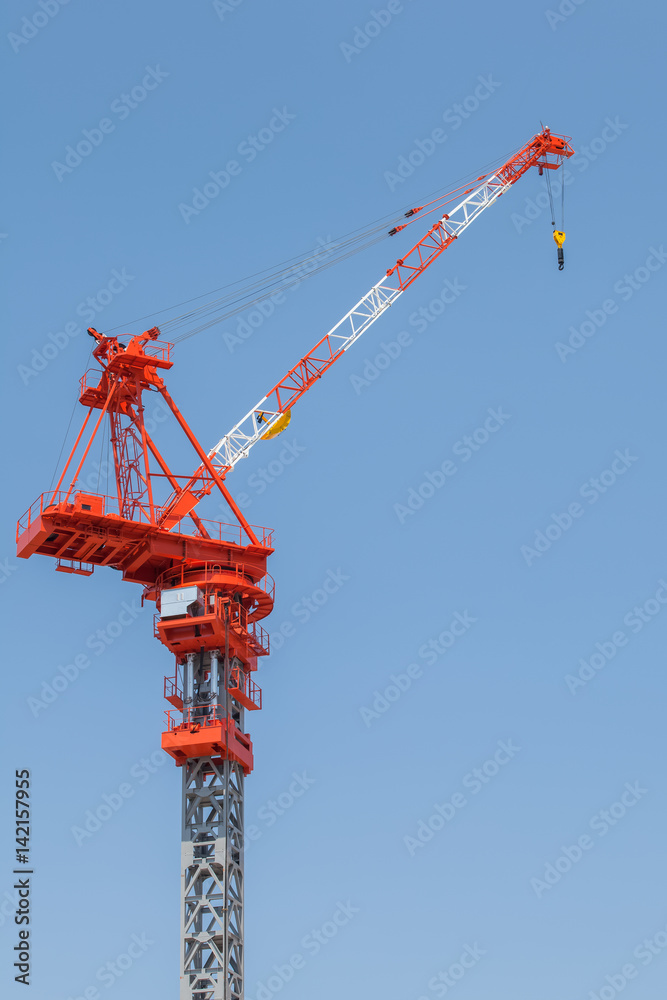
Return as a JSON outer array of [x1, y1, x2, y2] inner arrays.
[[199, 128, 573, 482]]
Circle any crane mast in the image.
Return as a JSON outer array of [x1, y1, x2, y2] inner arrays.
[[15, 127, 573, 1000]]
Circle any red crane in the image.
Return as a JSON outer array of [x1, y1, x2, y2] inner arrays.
[[16, 127, 574, 1000]]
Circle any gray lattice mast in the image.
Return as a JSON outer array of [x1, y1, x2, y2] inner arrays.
[[159, 579, 270, 999], [181, 756, 244, 999], [177, 649, 246, 999]]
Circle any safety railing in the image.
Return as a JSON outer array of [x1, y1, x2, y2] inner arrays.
[[136, 338, 172, 363], [85, 336, 171, 369], [164, 669, 183, 708], [162, 662, 261, 711], [164, 705, 229, 731], [55, 558, 94, 576], [17, 490, 149, 536], [18, 491, 111, 540], [191, 517, 274, 549], [229, 665, 262, 710], [227, 602, 270, 655], [156, 563, 275, 606], [79, 368, 103, 397], [17, 491, 274, 554]]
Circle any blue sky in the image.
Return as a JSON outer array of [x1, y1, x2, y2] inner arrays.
[[2, 1, 667, 998]]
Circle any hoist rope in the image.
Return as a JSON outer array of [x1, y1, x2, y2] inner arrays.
[[47, 141, 530, 476], [167, 159, 519, 343], [561, 171, 565, 229], [104, 145, 522, 344], [49, 391, 81, 492], [96, 412, 106, 493], [544, 166, 556, 229]]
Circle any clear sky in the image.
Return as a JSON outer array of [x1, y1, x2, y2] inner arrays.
[[2, 1, 667, 998]]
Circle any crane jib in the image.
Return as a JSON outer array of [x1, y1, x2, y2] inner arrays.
[[204, 128, 573, 483]]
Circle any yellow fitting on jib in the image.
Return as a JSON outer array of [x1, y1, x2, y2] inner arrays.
[[553, 230, 566, 248], [260, 409, 292, 440]]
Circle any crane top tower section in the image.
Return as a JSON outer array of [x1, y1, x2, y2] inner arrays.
[[16, 325, 273, 584]]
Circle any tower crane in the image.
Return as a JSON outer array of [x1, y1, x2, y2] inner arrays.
[[16, 127, 573, 1000]]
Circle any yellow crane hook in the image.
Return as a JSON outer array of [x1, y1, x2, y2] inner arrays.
[[553, 230, 566, 271]]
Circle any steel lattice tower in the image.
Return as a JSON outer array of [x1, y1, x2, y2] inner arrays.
[[172, 648, 253, 998], [157, 564, 270, 999], [181, 757, 245, 998], [16, 328, 272, 999]]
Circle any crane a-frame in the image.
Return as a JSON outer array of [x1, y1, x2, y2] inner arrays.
[[16, 127, 573, 1000]]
